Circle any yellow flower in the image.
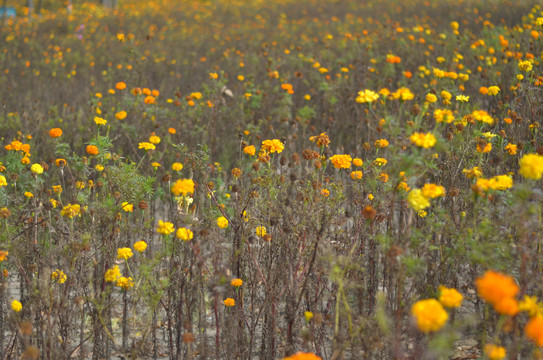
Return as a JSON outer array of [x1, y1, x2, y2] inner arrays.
[[519, 153, 543, 180], [304, 311, 314, 323], [410, 132, 436, 148], [255, 226, 267, 237], [261, 139, 284, 154], [105, 265, 121, 282], [519, 60, 533, 72], [223, 298, 235, 307], [487, 86, 500, 96], [217, 216, 229, 229], [172, 162, 184, 171], [504, 143, 517, 155], [373, 158, 387, 167], [455, 95, 469, 102], [407, 189, 430, 212], [117, 247, 133, 260], [484, 344, 506, 360], [355, 89, 379, 103], [151, 162, 161, 169], [121, 202, 133, 212], [231, 278, 243, 287], [421, 184, 445, 198], [94, 116, 107, 125], [309, 133, 331, 147], [115, 111, 127, 120], [438, 286, 463, 308], [171, 179, 195, 196], [425, 93, 437, 103], [352, 158, 363, 167], [0, 250, 8, 262], [52, 185, 62, 194], [60, 204, 81, 218], [0, 176, 7, 187], [157, 220, 175, 235], [138, 142, 156, 151], [176, 227, 194, 241], [350, 171, 363, 180], [463, 166, 483, 179], [434, 109, 454, 123], [374, 139, 389, 148], [244, 145, 256, 156], [149, 135, 161, 144], [133, 240, 147, 252], [11, 300, 22, 312], [519, 295, 543, 318], [51, 269, 67, 284], [411, 298, 448, 333], [329, 154, 352, 169], [116, 276, 134, 290], [30, 164, 44, 174], [392, 87, 414, 101], [320, 189, 330, 197], [476, 143, 492, 153]]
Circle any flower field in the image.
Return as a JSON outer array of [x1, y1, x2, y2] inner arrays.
[[1, 0, 543, 358]]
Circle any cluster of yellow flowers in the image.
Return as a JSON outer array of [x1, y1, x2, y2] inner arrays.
[[411, 286, 462, 333], [407, 183, 444, 212]]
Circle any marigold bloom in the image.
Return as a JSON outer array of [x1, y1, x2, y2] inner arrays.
[[476, 270, 519, 313], [94, 116, 107, 125], [304, 311, 314, 323], [484, 344, 506, 360], [476, 143, 492, 153], [157, 220, 175, 235], [51, 269, 67, 284], [30, 164, 44, 174], [519, 60, 533, 72], [49, 128, 62, 138], [149, 135, 161, 144], [356, 89, 379, 103], [519, 153, 543, 180], [115, 111, 127, 120], [504, 143, 517, 155], [116, 276, 134, 290], [171, 179, 195, 196], [471, 110, 494, 125], [86, 145, 99, 155], [421, 184, 445, 198], [60, 204, 81, 218], [52, 185, 62, 194], [392, 87, 414, 101], [411, 298, 448, 333], [133, 241, 147, 252], [217, 216, 229, 229], [121, 202, 133, 212], [243, 145, 256, 156], [309, 133, 331, 147], [410, 132, 436, 148], [438, 286, 463, 308], [283, 352, 322, 360], [176, 227, 194, 241], [0, 250, 8, 262], [434, 109, 454, 123], [407, 189, 430, 211], [487, 86, 500, 96], [352, 158, 363, 167], [350, 171, 363, 180], [11, 300, 22, 312], [115, 82, 126, 90], [117, 247, 133, 260], [105, 265, 121, 282], [329, 154, 352, 169], [261, 139, 284, 154], [519, 295, 543, 318], [138, 142, 155, 151], [255, 226, 266, 237], [374, 158, 387, 167], [463, 166, 483, 179], [223, 298, 235, 307], [425, 93, 437, 103], [172, 162, 183, 171], [231, 278, 243, 287], [525, 316, 543, 346], [374, 139, 389, 148], [0, 176, 6, 187]]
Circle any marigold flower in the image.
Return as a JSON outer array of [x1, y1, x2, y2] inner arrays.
[[356, 89, 379, 103], [434, 109, 454, 123], [94, 116, 107, 125], [117, 247, 133, 260], [133, 240, 147, 252], [476, 143, 492, 153], [121, 202, 133, 212], [231, 278, 243, 287], [217, 216, 229, 229], [304, 311, 314, 323], [329, 154, 352, 169], [11, 300, 22, 312], [115, 111, 127, 120], [138, 142, 155, 151], [526, 316, 543, 346], [115, 82, 126, 90], [519, 295, 543, 318], [176, 227, 194, 241], [223, 298, 235, 307], [504, 143, 517, 155], [519, 60, 533, 72], [411, 298, 448, 333], [519, 153, 543, 180], [243, 145, 256, 156], [476, 270, 519, 313], [352, 158, 363, 167], [0, 176, 6, 187], [374, 139, 389, 148], [487, 86, 500, 96], [425, 93, 437, 103], [51, 269, 67, 284], [261, 139, 284, 154], [49, 128, 62, 138], [30, 164, 44, 174], [438, 286, 463, 308], [471, 110, 494, 125], [144, 96, 156, 104], [410, 132, 436, 148], [421, 184, 445, 198], [172, 162, 183, 171], [86, 145, 99, 155], [60, 204, 81, 218], [105, 265, 121, 282], [392, 87, 414, 101], [309, 133, 330, 147], [0, 250, 8, 262], [484, 344, 506, 360], [52, 185, 62, 194], [255, 226, 266, 237], [350, 171, 363, 180], [283, 352, 322, 360], [149, 135, 161, 144], [157, 220, 175, 235], [407, 189, 430, 211], [463, 166, 483, 179], [374, 158, 387, 167], [171, 179, 195, 196], [116, 276, 134, 290]]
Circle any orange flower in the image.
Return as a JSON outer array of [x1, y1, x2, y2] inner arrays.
[[86, 145, 99, 156], [526, 316, 543, 346], [115, 82, 126, 90], [476, 270, 519, 314], [283, 352, 322, 360], [49, 128, 62, 138]]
